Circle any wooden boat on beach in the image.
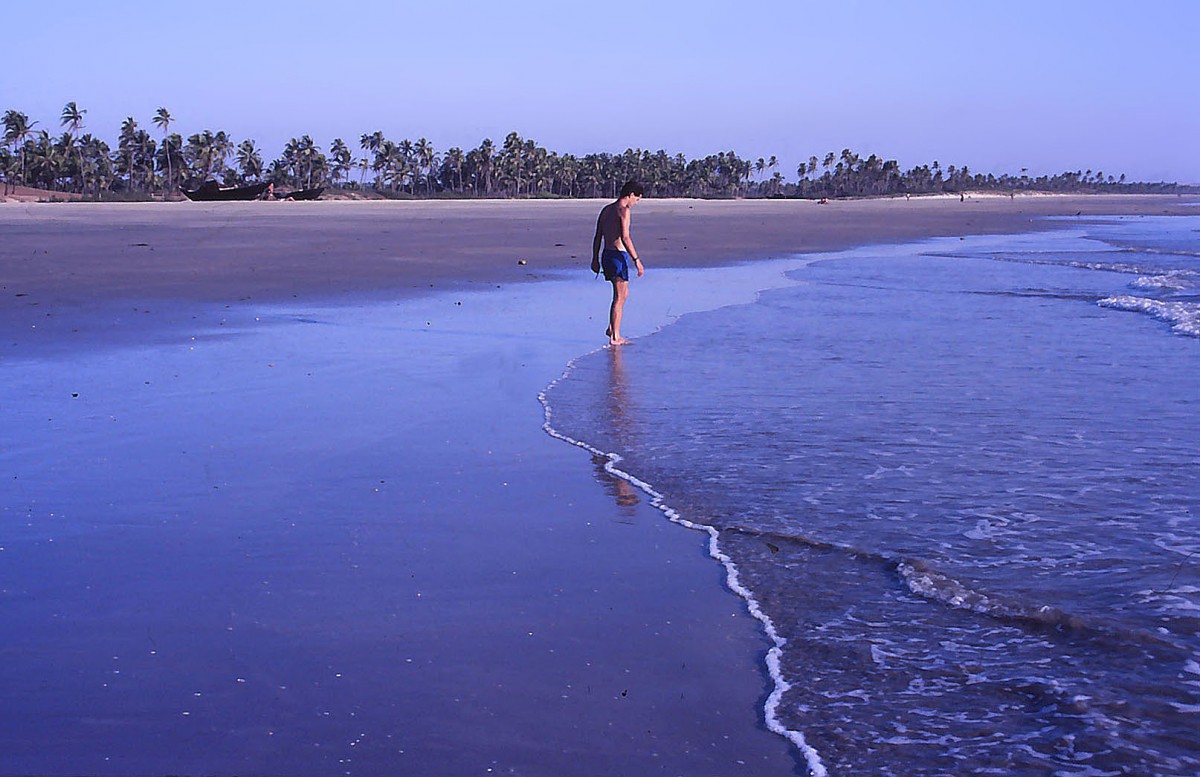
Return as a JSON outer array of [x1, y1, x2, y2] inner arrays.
[[278, 186, 324, 201], [181, 181, 270, 201]]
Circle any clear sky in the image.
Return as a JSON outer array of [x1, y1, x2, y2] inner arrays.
[[3, 0, 1197, 183]]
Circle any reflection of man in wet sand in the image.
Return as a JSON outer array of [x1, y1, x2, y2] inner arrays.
[[593, 345, 641, 514], [591, 181, 644, 346], [592, 453, 640, 513]]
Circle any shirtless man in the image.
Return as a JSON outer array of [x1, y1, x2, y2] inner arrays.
[[591, 181, 644, 345]]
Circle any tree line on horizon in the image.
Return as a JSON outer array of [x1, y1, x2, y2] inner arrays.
[[1, 104, 1189, 200]]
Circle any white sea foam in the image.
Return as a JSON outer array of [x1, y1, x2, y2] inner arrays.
[[1111, 245, 1200, 259], [964, 519, 1001, 541], [1132, 273, 1197, 292], [990, 253, 1200, 285], [1170, 702, 1200, 713], [539, 350, 828, 777], [1099, 296, 1200, 337], [1136, 586, 1200, 618], [897, 560, 1002, 616]]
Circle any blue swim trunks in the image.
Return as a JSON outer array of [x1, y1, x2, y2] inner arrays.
[[601, 249, 630, 282]]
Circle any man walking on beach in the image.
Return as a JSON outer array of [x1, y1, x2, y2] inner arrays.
[[591, 181, 644, 346]]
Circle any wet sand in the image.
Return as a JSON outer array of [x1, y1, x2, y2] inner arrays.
[[1, 195, 1194, 775]]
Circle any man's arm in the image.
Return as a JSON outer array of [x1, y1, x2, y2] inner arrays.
[[619, 205, 644, 277], [591, 211, 603, 274]]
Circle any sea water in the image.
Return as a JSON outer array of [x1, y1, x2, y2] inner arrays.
[[542, 215, 1200, 775]]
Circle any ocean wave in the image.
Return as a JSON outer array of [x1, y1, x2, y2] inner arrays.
[[717, 523, 1188, 655], [957, 251, 1200, 280], [1088, 241, 1200, 260], [1099, 296, 1200, 337], [897, 556, 1195, 654], [1132, 273, 1198, 292], [1135, 587, 1200, 617], [1017, 256, 1178, 275], [896, 558, 1093, 633]]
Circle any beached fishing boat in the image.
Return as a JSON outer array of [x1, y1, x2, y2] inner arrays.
[[180, 181, 271, 201], [279, 186, 324, 201]]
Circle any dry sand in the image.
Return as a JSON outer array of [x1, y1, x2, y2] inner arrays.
[[2, 194, 1192, 355], [2, 194, 1193, 306]]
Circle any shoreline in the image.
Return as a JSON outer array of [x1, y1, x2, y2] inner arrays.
[[539, 335, 829, 774]]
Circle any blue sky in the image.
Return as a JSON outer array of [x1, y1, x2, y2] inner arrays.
[[3, 0, 1197, 182]]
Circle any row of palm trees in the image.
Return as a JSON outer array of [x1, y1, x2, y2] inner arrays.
[[789, 149, 1160, 197], [2, 104, 184, 197], [356, 131, 779, 198], [2, 103, 1181, 199]]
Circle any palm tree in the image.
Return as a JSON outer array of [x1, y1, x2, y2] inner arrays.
[[329, 138, 351, 187], [443, 146, 465, 193], [24, 130, 57, 189], [212, 131, 233, 182], [501, 132, 526, 196], [156, 133, 185, 192], [396, 139, 414, 193], [152, 108, 174, 194], [78, 133, 112, 197], [2, 110, 37, 186], [184, 130, 232, 183], [237, 139, 263, 181], [298, 135, 320, 187], [141, 130, 156, 188], [60, 101, 87, 191], [45, 132, 72, 190], [185, 132, 210, 182], [360, 131, 383, 188], [118, 117, 139, 191], [279, 135, 327, 188], [373, 139, 399, 191], [529, 146, 550, 195], [476, 138, 495, 195], [414, 137, 436, 194], [0, 145, 12, 194], [281, 137, 300, 185]]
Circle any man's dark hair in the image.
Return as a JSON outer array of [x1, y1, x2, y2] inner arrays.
[[620, 181, 644, 198]]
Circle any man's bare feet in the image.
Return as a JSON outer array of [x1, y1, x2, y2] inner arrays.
[[606, 327, 631, 345]]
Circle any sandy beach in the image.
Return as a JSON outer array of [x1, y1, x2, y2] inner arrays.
[[2, 194, 1196, 775], [2, 194, 1192, 355], [4, 194, 1194, 302]]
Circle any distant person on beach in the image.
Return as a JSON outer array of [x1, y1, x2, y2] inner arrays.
[[591, 181, 645, 346]]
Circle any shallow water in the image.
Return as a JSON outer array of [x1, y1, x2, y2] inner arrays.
[[544, 216, 1200, 775]]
